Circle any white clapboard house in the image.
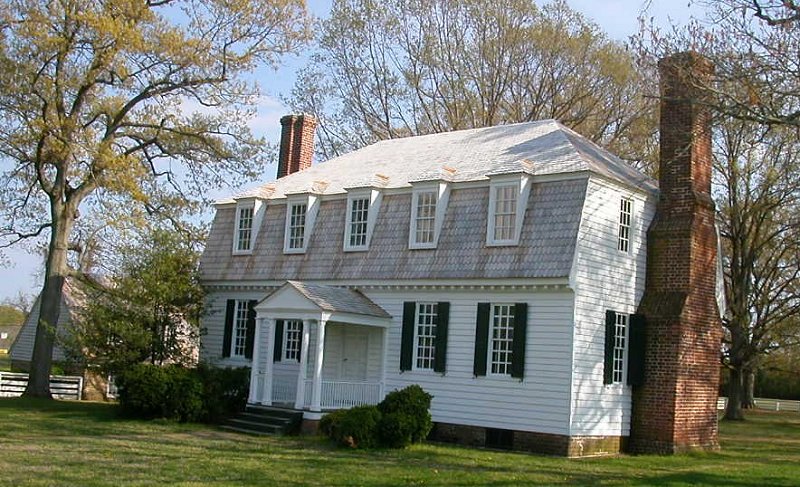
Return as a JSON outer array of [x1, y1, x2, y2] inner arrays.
[[200, 54, 724, 456]]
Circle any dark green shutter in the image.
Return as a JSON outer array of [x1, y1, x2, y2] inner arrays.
[[400, 302, 416, 371], [474, 303, 490, 377], [603, 310, 616, 384], [627, 314, 647, 386], [511, 303, 528, 379], [273, 319, 284, 362], [434, 302, 450, 374], [222, 300, 235, 358], [244, 300, 257, 359]]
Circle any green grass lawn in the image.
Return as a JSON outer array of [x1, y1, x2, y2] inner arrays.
[[0, 399, 798, 487]]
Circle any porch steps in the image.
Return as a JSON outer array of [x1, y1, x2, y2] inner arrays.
[[220, 404, 302, 436]]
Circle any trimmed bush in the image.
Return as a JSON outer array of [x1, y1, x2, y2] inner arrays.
[[377, 385, 433, 446], [116, 364, 248, 423], [321, 405, 381, 448], [320, 385, 433, 449], [196, 365, 250, 422]]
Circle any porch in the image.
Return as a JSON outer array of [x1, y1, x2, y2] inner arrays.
[[246, 281, 392, 419]]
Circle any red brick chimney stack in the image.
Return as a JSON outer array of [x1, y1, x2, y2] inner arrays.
[[630, 52, 722, 454], [277, 114, 317, 178]]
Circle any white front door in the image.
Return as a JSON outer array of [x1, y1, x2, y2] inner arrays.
[[340, 327, 369, 381]]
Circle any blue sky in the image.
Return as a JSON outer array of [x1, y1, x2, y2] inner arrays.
[[0, 0, 699, 302]]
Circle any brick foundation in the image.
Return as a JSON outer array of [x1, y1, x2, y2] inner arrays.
[[300, 418, 320, 435], [630, 52, 722, 454], [430, 422, 626, 457]]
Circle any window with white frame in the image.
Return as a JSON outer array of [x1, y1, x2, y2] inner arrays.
[[231, 300, 250, 357], [413, 190, 437, 245], [618, 197, 632, 253], [234, 205, 255, 252], [493, 185, 517, 241], [287, 202, 308, 250], [347, 196, 370, 248], [283, 320, 303, 361], [612, 312, 629, 383], [414, 302, 438, 370], [490, 304, 515, 375]]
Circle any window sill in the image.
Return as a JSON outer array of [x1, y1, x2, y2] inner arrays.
[[343, 246, 369, 252], [486, 240, 519, 247], [232, 250, 254, 256], [283, 248, 306, 255]]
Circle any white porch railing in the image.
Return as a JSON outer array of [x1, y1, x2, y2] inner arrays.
[[304, 380, 383, 409], [271, 374, 298, 404]]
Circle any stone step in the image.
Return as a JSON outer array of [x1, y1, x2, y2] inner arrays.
[[221, 404, 303, 436]]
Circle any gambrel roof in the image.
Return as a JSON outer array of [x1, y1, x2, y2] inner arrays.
[[223, 120, 655, 203], [201, 120, 655, 284]]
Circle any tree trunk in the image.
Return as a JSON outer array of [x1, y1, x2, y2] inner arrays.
[[23, 206, 72, 398], [725, 366, 746, 420], [742, 368, 756, 409]]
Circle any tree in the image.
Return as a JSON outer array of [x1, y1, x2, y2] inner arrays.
[[636, 0, 800, 127], [0, 0, 309, 397], [288, 0, 658, 170], [714, 118, 800, 420], [64, 230, 203, 376]]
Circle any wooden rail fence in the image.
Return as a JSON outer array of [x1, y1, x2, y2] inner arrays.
[[718, 397, 800, 413], [0, 372, 83, 400]]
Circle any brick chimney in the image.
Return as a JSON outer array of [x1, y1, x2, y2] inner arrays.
[[277, 114, 317, 178], [630, 52, 722, 454]]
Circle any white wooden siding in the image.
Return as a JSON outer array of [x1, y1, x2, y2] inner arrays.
[[201, 286, 575, 435], [200, 290, 274, 368], [10, 295, 73, 364], [368, 288, 574, 436], [569, 176, 655, 436]]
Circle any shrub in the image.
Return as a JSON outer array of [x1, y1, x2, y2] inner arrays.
[[377, 385, 433, 446], [319, 408, 349, 439], [117, 364, 169, 419], [116, 363, 235, 423], [321, 406, 381, 448], [195, 365, 250, 422]]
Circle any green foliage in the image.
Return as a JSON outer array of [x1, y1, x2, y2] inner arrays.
[[321, 385, 433, 449], [377, 385, 433, 445], [195, 364, 251, 423], [322, 405, 381, 449], [0, 305, 25, 325], [66, 230, 203, 376], [116, 363, 249, 423]]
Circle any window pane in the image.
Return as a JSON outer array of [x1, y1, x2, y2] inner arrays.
[[236, 206, 254, 251], [415, 302, 438, 370], [349, 197, 369, 247], [618, 198, 632, 253], [493, 186, 517, 241], [414, 191, 437, 244], [233, 300, 249, 357], [289, 203, 307, 249], [283, 320, 303, 361], [613, 313, 628, 383], [489, 304, 515, 375]]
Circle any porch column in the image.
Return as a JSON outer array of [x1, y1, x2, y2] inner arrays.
[[380, 326, 389, 399], [310, 319, 327, 412], [294, 319, 312, 409], [247, 318, 263, 404], [260, 318, 276, 406]]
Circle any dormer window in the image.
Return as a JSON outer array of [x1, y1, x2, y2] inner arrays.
[[618, 197, 633, 253], [232, 199, 265, 255], [408, 182, 451, 249], [344, 189, 382, 251], [349, 197, 369, 247], [283, 193, 320, 254], [414, 190, 437, 244], [235, 205, 254, 251], [486, 175, 530, 246]]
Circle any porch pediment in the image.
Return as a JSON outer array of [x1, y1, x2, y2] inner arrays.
[[254, 281, 392, 327]]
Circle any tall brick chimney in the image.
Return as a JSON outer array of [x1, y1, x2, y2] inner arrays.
[[277, 114, 316, 178], [630, 52, 722, 454]]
